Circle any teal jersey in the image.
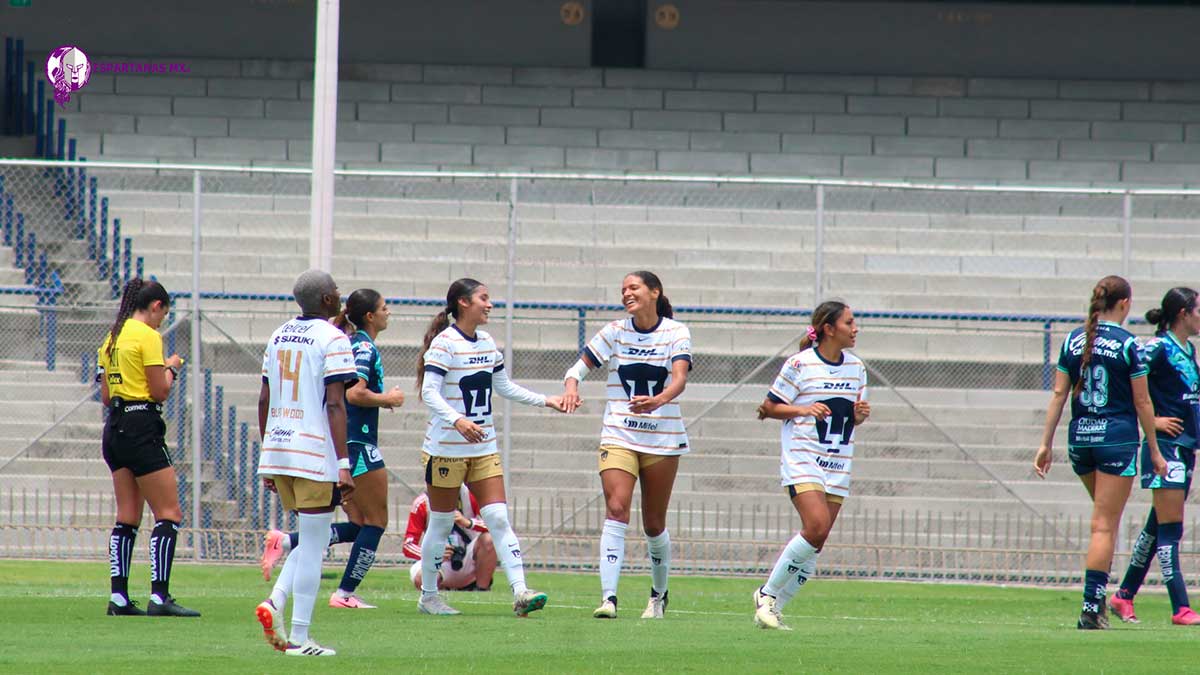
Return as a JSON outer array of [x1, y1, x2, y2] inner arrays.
[[1057, 321, 1147, 447], [346, 331, 383, 447]]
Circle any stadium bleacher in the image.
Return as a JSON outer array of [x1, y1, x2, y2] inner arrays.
[[2, 55, 1195, 567]]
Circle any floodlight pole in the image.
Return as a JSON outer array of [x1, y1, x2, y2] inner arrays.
[[309, 0, 340, 271]]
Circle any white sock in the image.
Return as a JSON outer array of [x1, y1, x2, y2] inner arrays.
[[290, 511, 333, 645], [646, 529, 670, 595], [480, 502, 527, 596], [763, 533, 818, 597], [269, 551, 297, 611], [420, 510, 455, 596], [777, 552, 819, 609], [600, 519, 627, 600]]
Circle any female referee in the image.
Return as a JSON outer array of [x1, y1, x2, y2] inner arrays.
[[98, 278, 198, 617], [1110, 287, 1200, 625], [561, 271, 692, 620], [415, 278, 567, 617], [1034, 275, 1167, 630], [259, 288, 406, 609], [752, 301, 870, 630]]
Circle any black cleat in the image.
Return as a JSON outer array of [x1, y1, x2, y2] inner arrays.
[[147, 596, 201, 617], [106, 600, 146, 616], [1078, 610, 1106, 630]]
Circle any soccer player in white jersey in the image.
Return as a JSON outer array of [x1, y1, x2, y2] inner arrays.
[[561, 271, 692, 619], [416, 278, 568, 617], [752, 301, 871, 630], [254, 270, 358, 656]]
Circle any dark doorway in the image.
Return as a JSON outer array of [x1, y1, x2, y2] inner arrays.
[[591, 0, 646, 68]]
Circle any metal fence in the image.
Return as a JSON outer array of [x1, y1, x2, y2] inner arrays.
[[1, 155, 1199, 587]]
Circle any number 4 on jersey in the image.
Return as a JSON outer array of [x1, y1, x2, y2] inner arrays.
[[279, 349, 303, 402]]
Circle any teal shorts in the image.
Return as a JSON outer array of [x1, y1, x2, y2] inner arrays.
[[348, 442, 385, 478], [1068, 443, 1138, 477], [1140, 441, 1195, 492]]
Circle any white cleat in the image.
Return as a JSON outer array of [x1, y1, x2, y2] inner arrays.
[[285, 639, 337, 657], [417, 593, 462, 616], [641, 590, 668, 619], [593, 595, 618, 619], [753, 586, 791, 631], [513, 589, 549, 617]]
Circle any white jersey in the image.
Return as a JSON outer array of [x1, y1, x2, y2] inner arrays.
[[584, 317, 692, 455], [257, 317, 357, 481], [767, 348, 867, 497], [421, 325, 546, 458]]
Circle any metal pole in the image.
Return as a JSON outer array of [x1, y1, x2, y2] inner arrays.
[[1121, 192, 1132, 279], [503, 178, 517, 496], [814, 185, 825, 305], [308, 0, 340, 271], [190, 171, 203, 559]]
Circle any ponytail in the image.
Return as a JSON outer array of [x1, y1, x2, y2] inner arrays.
[[800, 301, 848, 351], [1074, 275, 1131, 397], [416, 310, 451, 390], [335, 288, 382, 335], [1146, 286, 1198, 334], [416, 278, 482, 390], [106, 278, 145, 359], [104, 278, 171, 359]]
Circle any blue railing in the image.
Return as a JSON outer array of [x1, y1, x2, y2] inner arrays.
[[168, 290, 1111, 391]]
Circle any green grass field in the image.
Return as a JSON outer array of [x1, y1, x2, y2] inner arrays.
[[0, 560, 1192, 673]]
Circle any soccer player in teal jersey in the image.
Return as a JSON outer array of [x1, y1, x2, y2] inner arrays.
[[1035, 275, 1167, 630], [1111, 287, 1200, 625]]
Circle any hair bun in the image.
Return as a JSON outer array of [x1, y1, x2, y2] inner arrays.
[[1146, 308, 1164, 324]]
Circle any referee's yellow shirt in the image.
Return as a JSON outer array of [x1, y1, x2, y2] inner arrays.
[[97, 319, 164, 401]]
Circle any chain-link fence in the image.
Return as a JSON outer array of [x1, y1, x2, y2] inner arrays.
[[3, 158, 1200, 585]]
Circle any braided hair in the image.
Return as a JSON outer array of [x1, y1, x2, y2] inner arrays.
[[105, 278, 170, 359]]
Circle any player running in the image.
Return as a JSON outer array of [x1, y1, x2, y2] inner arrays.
[[415, 278, 567, 617], [260, 289, 405, 609], [254, 270, 357, 656], [752, 301, 870, 630], [1110, 287, 1200, 625], [561, 271, 692, 620], [1034, 275, 1167, 630]]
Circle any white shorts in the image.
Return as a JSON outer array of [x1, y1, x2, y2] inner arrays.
[[408, 538, 478, 590], [780, 447, 853, 499]]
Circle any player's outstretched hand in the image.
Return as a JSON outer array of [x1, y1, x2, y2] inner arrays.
[[561, 387, 583, 413], [1033, 446, 1052, 479], [545, 395, 572, 413], [337, 468, 356, 503]]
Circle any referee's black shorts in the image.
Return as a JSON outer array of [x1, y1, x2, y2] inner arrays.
[[102, 399, 172, 477]]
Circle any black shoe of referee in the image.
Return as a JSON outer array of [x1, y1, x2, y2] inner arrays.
[[147, 595, 201, 617], [106, 600, 146, 616]]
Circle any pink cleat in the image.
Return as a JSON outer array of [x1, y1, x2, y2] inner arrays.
[[1109, 595, 1139, 624], [329, 592, 376, 609], [260, 529, 287, 582], [1172, 607, 1200, 625]]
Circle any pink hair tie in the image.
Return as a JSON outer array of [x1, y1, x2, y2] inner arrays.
[[806, 326, 818, 342]]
